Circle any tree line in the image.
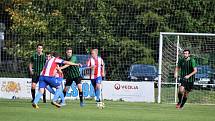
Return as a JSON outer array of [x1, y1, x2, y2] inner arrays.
[[0, 0, 214, 80]]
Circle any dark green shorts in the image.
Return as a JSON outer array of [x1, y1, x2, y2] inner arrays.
[[65, 76, 82, 86], [32, 74, 40, 83], [180, 78, 194, 92]]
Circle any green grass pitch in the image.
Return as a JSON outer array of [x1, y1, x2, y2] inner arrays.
[[0, 99, 215, 121]]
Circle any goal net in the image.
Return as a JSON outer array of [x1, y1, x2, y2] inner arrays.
[[158, 32, 215, 104]]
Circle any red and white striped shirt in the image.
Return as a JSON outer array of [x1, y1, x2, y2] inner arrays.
[[40, 57, 64, 77], [87, 56, 104, 79], [54, 65, 64, 78]]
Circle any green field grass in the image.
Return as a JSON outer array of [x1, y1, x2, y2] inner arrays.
[[0, 99, 215, 121], [159, 86, 215, 104]]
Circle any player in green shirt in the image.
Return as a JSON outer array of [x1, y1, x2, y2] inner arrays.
[[174, 49, 197, 109], [61, 47, 84, 107], [29, 44, 46, 103]]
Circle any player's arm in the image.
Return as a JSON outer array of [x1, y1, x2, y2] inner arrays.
[[60, 65, 70, 70], [60, 56, 80, 69], [56, 65, 63, 74], [101, 59, 105, 77], [63, 61, 82, 67], [174, 66, 180, 78], [55, 58, 82, 67], [174, 59, 182, 78], [29, 56, 34, 75]]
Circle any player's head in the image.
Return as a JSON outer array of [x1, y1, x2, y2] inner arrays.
[[52, 52, 60, 58], [36, 44, 43, 54], [91, 49, 98, 58], [45, 52, 52, 60], [66, 47, 72, 57], [183, 49, 190, 59]]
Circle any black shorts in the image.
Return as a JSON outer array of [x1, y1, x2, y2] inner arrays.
[[32, 74, 40, 83], [180, 78, 194, 92], [65, 77, 82, 86]]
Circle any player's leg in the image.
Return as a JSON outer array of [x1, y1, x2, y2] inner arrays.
[[32, 75, 46, 103], [32, 76, 47, 109], [76, 77, 84, 106], [48, 77, 62, 108], [95, 77, 104, 109], [31, 82, 36, 102], [176, 85, 185, 108], [46, 85, 55, 94], [63, 79, 72, 97], [57, 78, 66, 106], [31, 75, 37, 102], [180, 91, 189, 108], [59, 84, 66, 106], [51, 87, 63, 108], [176, 78, 186, 108], [90, 79, 96, 97], [95, 77, 102, 102], [43, 89, 46, 103], [180, 81, 193, 108], [33, 88, 45, 105], [36, 76, 47, 103]]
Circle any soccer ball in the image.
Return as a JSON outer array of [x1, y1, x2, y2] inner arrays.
[[12, 96, 16, 100], [97, 102, 105, 109]]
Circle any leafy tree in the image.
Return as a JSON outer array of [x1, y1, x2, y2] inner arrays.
[[0, 0, 214, 79]]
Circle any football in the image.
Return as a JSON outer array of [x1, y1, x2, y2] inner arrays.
[[97, 102, 105, 109]]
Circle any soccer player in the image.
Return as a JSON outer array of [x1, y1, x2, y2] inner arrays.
[[29, 44, 46, 103], [87, 49, 105, 108], [174, 49, 197, 109], [32, 52, 81, 109], [61, 47, 84, 107], [44, 52, 66, 106]]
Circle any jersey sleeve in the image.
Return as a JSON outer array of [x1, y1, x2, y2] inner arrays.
[[55, 58, 64, 64], [30, 55, 34, 63], [71, 56, 77, 63], [177, 58, 182, 68], [191, 58, 197, 68]]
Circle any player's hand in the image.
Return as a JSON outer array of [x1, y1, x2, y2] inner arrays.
[[184, 75, 190, 79], [57, 67, 63, 74], [78, 63, 82, 67]]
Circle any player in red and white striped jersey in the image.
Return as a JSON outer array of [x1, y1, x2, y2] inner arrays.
[[32, 52, 81, 109], [87, 49, 105, 107]]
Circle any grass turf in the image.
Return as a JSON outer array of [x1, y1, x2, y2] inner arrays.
[[0, 99, 215, 121]]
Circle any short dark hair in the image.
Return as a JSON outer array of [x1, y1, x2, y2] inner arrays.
[[37, 43, 43, 48], [66, 47, 72, 51], [52, 52, 59, 57], [183, 49, 190, 54], [45, 52, 52, 55]]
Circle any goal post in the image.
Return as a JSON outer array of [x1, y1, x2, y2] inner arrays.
[[158, 32, 215, 104]]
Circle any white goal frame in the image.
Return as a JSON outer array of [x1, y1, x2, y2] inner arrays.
[[158, 32, 215, 103]]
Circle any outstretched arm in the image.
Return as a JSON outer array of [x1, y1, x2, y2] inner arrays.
[[63, 61, 82, 67], [60, 65, 70, 70]]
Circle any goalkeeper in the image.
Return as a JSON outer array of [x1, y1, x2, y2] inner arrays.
[[174, 49, 197, 109]]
